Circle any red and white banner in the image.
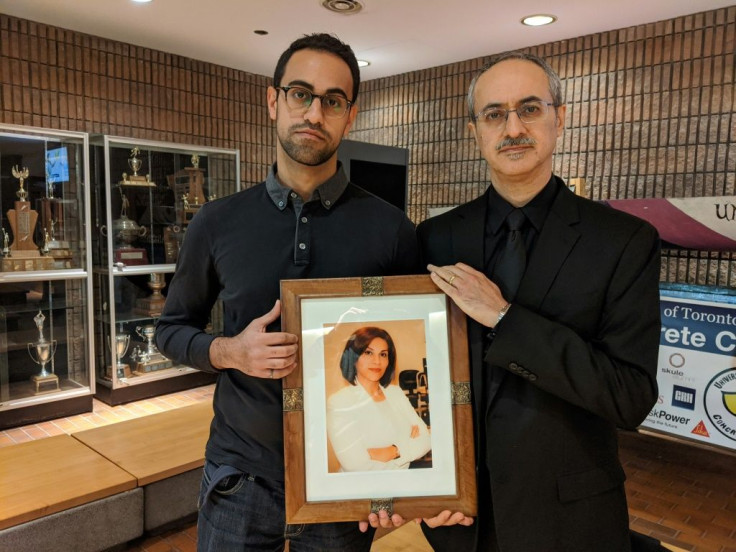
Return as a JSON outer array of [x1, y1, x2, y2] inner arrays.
[[607, 196, 736, 250]]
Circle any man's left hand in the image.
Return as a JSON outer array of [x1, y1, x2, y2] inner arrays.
[[427, 263, 507, 328]]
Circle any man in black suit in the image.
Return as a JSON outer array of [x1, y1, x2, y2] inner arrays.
[[417, 52, 662, 551]]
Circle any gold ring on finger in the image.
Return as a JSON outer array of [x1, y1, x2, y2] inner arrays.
[[448, 275, 456, 286], [270, 369, 274, 379]]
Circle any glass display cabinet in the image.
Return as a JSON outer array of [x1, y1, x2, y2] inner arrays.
[[90, 136, 239, 405], [0, 124, 94, 429]]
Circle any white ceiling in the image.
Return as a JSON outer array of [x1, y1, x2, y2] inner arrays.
[[0, 0, 732, 81]]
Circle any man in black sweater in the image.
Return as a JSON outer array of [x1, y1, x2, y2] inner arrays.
[[155, 33, 418, 551]]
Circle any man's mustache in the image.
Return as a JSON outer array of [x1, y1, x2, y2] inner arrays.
[[290, 124, 329, 139], [496, 137, 536, 150]]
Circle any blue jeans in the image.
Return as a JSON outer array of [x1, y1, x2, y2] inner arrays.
[[197, 459, 375, 551]]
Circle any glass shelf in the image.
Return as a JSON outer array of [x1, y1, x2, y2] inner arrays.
[[90, 136, 238, 401], [0, 124, 93, 425]]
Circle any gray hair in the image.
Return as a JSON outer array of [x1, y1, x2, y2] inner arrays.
[[467, 51, 564, 121]]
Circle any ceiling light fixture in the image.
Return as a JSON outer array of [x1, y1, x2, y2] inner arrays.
[[131, 0, 153, 3], [357, 60, 370, 68], [322, 0, 363, 15], [521, 14, 557, 26]]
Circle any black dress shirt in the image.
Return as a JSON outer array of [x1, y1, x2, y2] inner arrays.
[[155, 163, 419, 481], [483, 175, 559, 279]]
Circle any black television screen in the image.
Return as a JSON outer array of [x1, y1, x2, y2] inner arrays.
[[350, 159, 407, 212]]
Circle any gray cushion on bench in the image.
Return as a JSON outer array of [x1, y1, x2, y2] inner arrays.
[[0, 488, 143, 552], [144, 467, 201, 532]]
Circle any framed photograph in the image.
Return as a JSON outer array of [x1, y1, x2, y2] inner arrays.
[[280, 274, 476, 523]]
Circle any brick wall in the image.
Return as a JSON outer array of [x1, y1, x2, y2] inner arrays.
[[351, 7, 735, 224], [0, 15, 273, 187], [1, 7, 734, 285]]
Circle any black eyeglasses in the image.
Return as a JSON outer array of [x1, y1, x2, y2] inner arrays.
[[474, 100, 556, 128], [276, 86, 353, 118]]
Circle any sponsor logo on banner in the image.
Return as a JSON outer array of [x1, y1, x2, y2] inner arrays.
[[704, 367, 736, 442], [643, 294, 736, 452], [672, 385, 696, 410], [646, 408, 691, 429], [691, 420, 710, 438]]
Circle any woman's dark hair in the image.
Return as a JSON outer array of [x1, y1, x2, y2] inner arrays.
[[340, 326, 396, 387], [273, 33, 360, 102]]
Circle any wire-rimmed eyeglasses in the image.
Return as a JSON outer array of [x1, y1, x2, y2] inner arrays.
[[276, 86, 353, 118], [473, 100, 556, 128]]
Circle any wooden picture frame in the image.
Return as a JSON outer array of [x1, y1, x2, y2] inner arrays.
[[280, 274, 476, 523]]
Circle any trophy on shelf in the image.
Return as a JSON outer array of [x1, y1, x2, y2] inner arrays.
[[1, 228, 10, 257], [3, 165, 54, 272], [169, 154, 207, 225], [135, 273, 167, 317], [41, 219, 74, 268], [27, 310, 59, 394], [119, 147, 155, 187], [134, 324, 173, 374], [108, 191, 149, 265], [106, 332, 131, 379], [40, 158, 74, 268]]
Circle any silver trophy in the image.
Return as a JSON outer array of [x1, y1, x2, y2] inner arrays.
[[136, 325, 158, 358], [27, 310, 59, 392], [134, 324, 173, 373], [109, 333, 131, 379]]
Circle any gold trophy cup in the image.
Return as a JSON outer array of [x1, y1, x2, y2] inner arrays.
[[135, 273, 167, 317], [119, 147, 155, 187]]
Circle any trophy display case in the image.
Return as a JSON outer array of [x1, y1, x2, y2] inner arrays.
[[0, 124, 94, 428], [90, 136, 239, 405]]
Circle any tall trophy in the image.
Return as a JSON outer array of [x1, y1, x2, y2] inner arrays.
[[168, 154, 206, 225], [134, 324, 173, 374], [3, 166, 54, 271], [27, 310, 59, 394], [107, 332, 131, 379], [43, 219, 74, 268], [135, 273, 167, 317], [119, 147, 155, 187], [40, 159, 73, 268]]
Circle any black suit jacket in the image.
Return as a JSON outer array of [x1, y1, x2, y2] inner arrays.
[[418, 178, 661, 552]]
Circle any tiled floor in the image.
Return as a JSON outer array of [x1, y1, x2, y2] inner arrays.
[[2, 385, 735, 551], [0, 384, 214, 448]]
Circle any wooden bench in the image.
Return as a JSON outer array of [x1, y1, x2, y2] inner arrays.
[[0, 434, 141, 551], [0, 402, 213, 551], [72, 400, 212, 532]]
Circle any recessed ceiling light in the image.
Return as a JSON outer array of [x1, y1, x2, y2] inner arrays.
[[131, 0, 153, 3], [357, 60, 370, 68], [521, 14, 557, 26], [322, 0, 363, 15]]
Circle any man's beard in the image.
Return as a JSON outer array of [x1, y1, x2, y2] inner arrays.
[[278, 124, 337, 166]]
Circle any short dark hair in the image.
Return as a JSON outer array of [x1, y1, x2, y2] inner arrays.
[[273, 33, 360, 102], [340, 327, 396, 387], [467, 51, 564, 120]]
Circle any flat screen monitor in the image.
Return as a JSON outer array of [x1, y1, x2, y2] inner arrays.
[[338, 140, 408, 212], [46, 147, 69, 184]]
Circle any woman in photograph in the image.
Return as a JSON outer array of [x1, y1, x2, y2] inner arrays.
[[327, 326, 431, 471]]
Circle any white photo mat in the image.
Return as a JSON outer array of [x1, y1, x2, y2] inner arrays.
[[300, 293, 457, 501]]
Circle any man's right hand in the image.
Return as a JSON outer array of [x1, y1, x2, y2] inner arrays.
[[421, 510, 475, 528], [209, 299, 298, 379]]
